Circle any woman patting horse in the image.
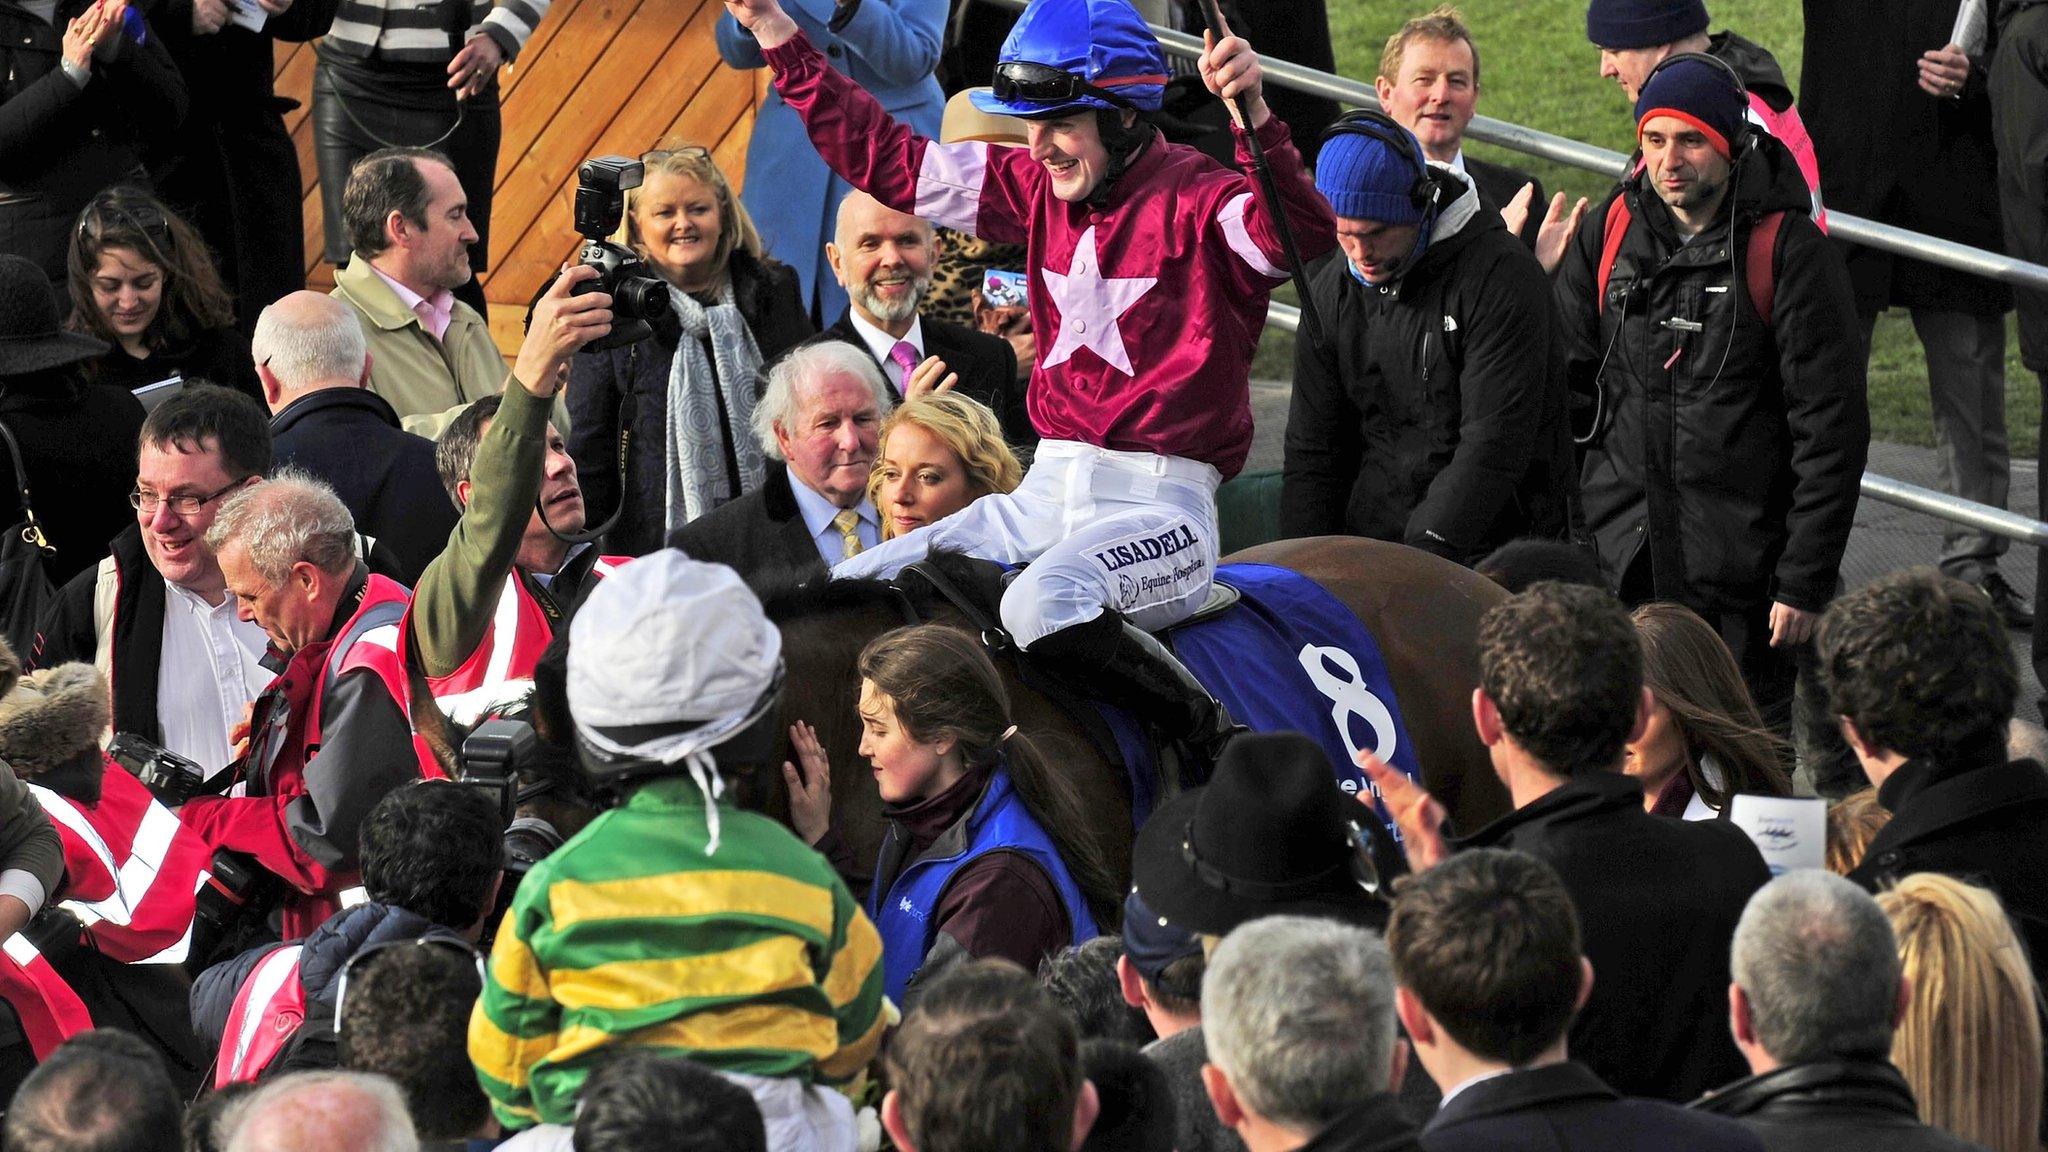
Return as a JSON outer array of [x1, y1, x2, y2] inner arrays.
[[785, 623, 1120, 1006]]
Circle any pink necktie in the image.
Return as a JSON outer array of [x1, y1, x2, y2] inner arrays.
[[889, 340, 920, 382]]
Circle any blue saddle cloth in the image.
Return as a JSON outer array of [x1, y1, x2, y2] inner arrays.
[[1105, 563, 1423, 828]]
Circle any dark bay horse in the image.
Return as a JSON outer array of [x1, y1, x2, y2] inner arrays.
[[758, 536, 1513, 891]]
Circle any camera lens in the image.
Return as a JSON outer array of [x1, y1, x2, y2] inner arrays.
[[615, 275, 672, 323]]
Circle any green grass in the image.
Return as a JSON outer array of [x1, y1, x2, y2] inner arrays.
[[1248, 0, 2040, 455]]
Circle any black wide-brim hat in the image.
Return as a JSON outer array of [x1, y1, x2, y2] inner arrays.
[[1131, 730, 1387, 936], [0, 255, 108, 377]]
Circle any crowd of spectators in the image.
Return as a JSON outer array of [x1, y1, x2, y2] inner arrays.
[[2, 0, 2048, 1149]]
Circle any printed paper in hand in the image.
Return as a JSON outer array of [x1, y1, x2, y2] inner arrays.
[[1729, 794, 1827, 876]]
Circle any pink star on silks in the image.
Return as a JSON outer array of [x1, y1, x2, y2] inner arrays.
[[1038, 226, 1156, 377]]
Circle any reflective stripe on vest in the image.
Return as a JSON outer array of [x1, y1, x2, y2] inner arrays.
[[0, 934, 93, 1058], [870, 770, 1099, 1003], [425, 558, 630, 725], [216, 945, 305, 1087], [29, 768, 213, 964]]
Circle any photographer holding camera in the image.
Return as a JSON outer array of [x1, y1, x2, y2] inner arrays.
[[178, 269, 611, 942], [402, 236, 627, 766]]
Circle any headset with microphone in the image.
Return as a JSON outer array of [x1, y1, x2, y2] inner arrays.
[[1317, 109, 1452, 286]]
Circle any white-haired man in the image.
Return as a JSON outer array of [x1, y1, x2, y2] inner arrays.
[[177, 470, 432, 938], [259, 291, 458, 586], [222, 1070, 420, 1152], [668, 339, 893, 584]]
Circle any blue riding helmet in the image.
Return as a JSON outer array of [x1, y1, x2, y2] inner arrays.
[[969, 0, 1169, 119]]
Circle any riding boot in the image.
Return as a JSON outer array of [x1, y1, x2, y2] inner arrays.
[[1028, 611, 1246, 778]]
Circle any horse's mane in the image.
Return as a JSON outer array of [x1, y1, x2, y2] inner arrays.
[[752, 551, 992, 627]]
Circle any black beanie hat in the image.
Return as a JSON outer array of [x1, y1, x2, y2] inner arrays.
[[1585, 0, 1709, 50]]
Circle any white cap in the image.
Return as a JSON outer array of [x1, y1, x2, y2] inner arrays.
[[568, 551, 782, 731], [567, 552, 782, 854]]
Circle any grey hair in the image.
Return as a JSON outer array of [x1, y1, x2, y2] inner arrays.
[[252, 295, 369, 392], [223, 1070, 419, 1152], [205, 466, 358, 584], [1203, 915, 1398, 1131], [750, 341, 893, 460], [1731, 870, 1902, 1064]]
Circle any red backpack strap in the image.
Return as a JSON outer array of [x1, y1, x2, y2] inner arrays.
[[1745, 211, 1786, 330], [1596, 196, 1634, 315]]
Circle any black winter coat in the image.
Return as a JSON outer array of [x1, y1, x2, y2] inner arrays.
[[0, 370, 145, 587], [83, 324, 262, 400], [1452, 771, 1772, 1103], [1849, 750, 2048, 1002], [1692, 1060, 1992, 1152], [0, 0, 187, 283], [1283, 199, 1574, 563], [566, 252, 813, 557], [271, 387, 458, 586], [1426, 1063, 1765, 1152], [1556, 134, 1868, 614], [141, 0, 337, 331], [1800, 0, 2010, 315]]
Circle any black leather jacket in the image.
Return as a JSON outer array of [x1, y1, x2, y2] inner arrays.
[[1692, 1060, 1990, 1152]]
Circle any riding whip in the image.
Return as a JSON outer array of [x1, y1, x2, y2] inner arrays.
[[1190, 0, 1328, 349]]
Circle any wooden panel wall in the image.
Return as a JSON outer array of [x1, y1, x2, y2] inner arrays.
[[274, 0, 764, 356]]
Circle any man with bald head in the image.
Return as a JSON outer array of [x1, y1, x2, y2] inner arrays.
[[258, 292, 459, 586], [823, 190, 1033, 445], [223, 1070, 420, 1152]]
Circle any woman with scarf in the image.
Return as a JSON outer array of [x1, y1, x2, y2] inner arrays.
[[567, 142, 813, 556], [1625, 602, 1794, 819]]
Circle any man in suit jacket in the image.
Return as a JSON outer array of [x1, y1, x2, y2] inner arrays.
[[668, 341, 892, 586], [1821, 569, 2048, 1002], [257, 292, 458, 587], [823, 190, 1034, 446], [1363, 584, 1772, 1104], [1387, 849, 1764, 1152], [1373, 9, 1548, 251]]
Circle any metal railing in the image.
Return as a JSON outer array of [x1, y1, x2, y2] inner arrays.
[[1260, 304, 2048, 547], [978, 0, 2048, 544]]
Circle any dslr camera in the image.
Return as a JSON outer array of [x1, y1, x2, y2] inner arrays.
[[109, 732, 211, 807], [570, 155, 675, 351]]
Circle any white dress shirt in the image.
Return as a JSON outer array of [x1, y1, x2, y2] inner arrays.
[[157, 580, 273, 778], [845, 310, 926, 394], [788, 465, 880, 567]]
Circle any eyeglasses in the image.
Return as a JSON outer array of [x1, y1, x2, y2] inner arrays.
[[332, 935, 488, 1033], [77, 197, 173, 251], [129, 478, 247, 517], [644, 144, 712, 163], [991, 61, 1161, 110]]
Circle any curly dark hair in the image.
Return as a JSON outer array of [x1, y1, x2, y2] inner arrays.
[[336, 943, 489, 1141], [358, 781, 502, 929], [1818, 569, 2016, 766], [1478, 582, 1643, 774]]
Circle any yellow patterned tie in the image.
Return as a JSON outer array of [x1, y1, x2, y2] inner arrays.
[[833, 509, 864, 559]]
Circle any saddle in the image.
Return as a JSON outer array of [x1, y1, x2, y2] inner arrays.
[[895, 555, 1240, 652]]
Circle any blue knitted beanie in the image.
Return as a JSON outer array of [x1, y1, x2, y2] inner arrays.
[[1585, 0, 1709, 50], [1313, 129, 1427, 224]]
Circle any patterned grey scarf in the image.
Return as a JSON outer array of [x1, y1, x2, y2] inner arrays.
[[664, 281, 766, 533]]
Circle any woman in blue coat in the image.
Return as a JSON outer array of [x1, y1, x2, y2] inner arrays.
[[717, 0, 947, 326]]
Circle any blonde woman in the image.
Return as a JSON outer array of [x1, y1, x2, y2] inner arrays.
[[1878, 874, 2043, 1152], [869, 393, 1023, 540], [566, 141, 815, 555]]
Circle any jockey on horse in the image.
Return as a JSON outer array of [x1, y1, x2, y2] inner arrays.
[[721, 0, 1337, 764]]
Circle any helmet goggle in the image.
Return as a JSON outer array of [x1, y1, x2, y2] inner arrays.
[[991, 60, 1164, 111]]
